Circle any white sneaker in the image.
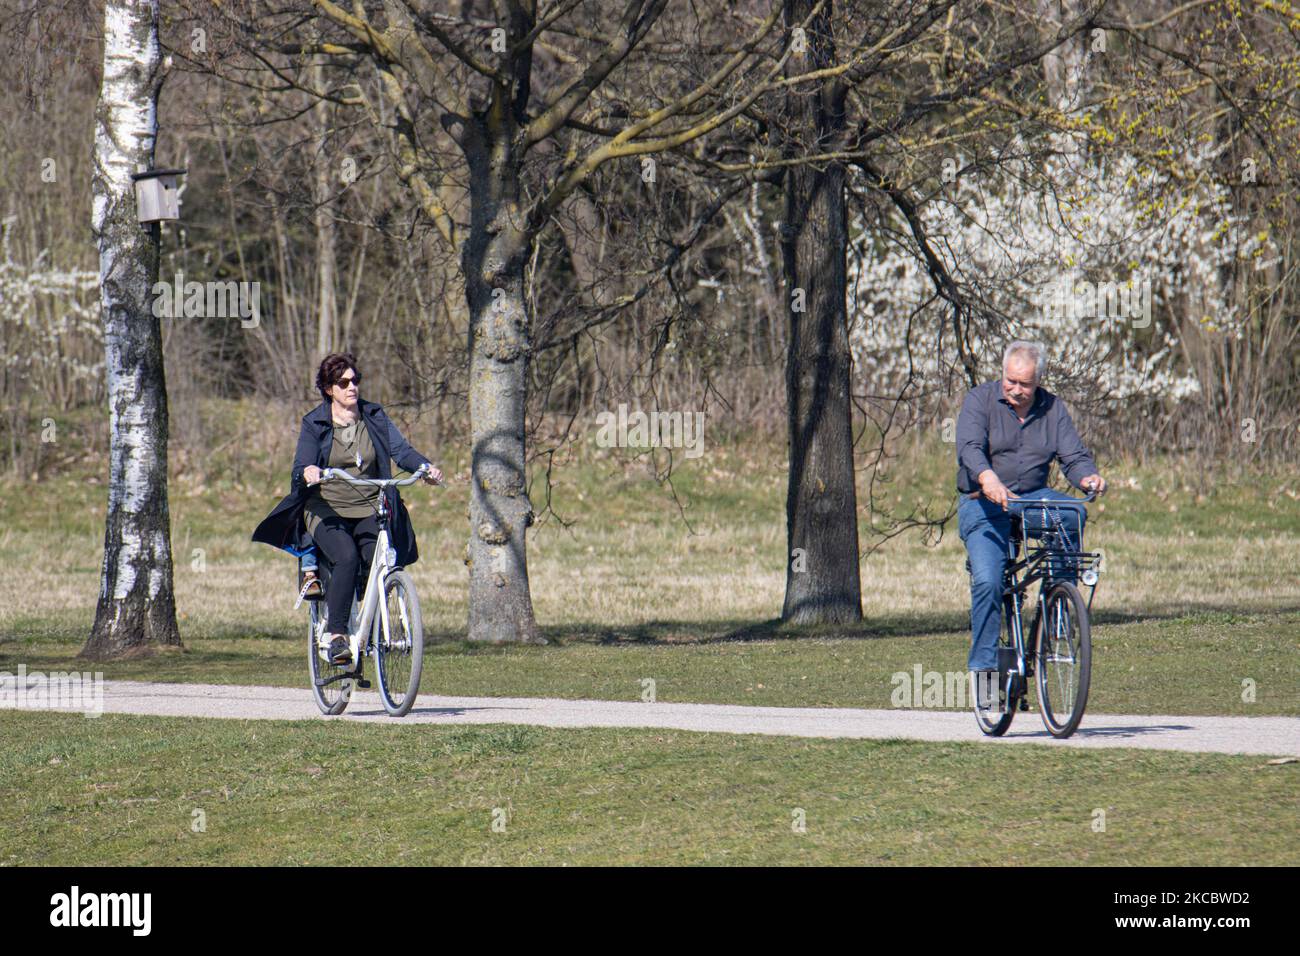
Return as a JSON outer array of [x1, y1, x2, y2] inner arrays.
[[326, 635, 352, 666]]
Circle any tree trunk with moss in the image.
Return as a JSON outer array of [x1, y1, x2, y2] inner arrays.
[[459, 95, 541, 644]]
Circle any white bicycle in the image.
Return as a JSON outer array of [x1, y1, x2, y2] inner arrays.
[[299, 465, 437, 717]]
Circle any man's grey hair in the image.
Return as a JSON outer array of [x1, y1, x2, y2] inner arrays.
[[1003, 341, 1047, 382]]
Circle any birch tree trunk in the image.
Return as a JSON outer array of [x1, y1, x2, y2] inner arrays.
[[83, 0, 181, 659], [1037, 0, 1089, 169], [313, 57, 337, 360], [780, 0, 863, 625]]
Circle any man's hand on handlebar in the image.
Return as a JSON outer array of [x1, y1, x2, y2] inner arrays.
[[978, 469, 1018, 510], [419, 463, 444, 485], [1080, 474, 1107, 496], [303, 465, 322, 486]]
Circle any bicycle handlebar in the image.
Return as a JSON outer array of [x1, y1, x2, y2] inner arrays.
[[312, 464, 442, 488], [1003, 490, 1097, 508]]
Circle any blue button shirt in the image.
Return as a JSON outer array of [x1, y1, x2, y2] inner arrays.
[[955, 381, 1098, 494]]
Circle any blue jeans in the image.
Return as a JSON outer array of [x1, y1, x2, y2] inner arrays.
[[958, 488, 1086, 671]]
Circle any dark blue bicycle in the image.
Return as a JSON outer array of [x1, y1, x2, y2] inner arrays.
[[973, 492, 1102, 739]]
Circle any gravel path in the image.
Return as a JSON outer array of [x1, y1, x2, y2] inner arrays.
[[20, 678, 1299, 757]]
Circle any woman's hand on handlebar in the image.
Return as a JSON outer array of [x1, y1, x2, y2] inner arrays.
[[302, 463, 440, 486]]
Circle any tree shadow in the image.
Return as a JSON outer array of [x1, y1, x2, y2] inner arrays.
[[511, 610, 971, 646], [420, 600, 1300, 648], [1088, 603, 1300, 626]]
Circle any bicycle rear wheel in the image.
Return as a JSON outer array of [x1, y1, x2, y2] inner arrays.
[[1035, 581, 1092, 738], [973, 660, 1017, 737], [308, 592, 353, 716], [374, 570, 423, 716], [972, 670, 1016, 736], [973, 593, 1024, 736]]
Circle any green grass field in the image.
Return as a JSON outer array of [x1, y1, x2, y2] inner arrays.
[[2, 711, 1295, 866], [1, 402, 1297, 864]]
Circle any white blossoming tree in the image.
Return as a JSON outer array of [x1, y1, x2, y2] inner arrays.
[[846, 147, 1243, 405]]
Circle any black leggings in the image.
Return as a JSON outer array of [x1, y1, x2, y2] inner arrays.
[[311, 513, 381, 633]]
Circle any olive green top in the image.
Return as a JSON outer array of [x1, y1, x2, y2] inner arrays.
[[303, 417, 381, 538]]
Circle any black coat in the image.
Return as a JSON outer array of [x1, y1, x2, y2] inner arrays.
[[251, 398, 432, 566]]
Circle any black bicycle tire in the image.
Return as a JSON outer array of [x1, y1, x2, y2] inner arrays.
[[375, 570, 423, 717], [308, 599, 352, 716], [1035, 581, 1092, 738], [973, 614, 1017, 737]]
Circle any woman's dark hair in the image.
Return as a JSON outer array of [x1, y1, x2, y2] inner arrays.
[[316, 352, 360, 403]]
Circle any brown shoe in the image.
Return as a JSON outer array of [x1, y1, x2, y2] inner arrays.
[[300, 570, 324, 600]]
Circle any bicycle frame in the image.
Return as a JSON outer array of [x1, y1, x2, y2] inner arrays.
[[995, 495, 1102, 710], [309, 465, 432, 680], [348, 522, 395, 663]]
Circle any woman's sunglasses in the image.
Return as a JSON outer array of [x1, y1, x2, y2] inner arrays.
[[334, 374, 361, 389]]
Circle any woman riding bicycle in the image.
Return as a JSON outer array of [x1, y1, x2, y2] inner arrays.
[[252, 352, 442, 666]]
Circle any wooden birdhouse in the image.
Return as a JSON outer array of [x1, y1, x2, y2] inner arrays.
[[131, 168, 187, 223]]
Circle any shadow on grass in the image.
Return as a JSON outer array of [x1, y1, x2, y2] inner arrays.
[[526, 610, 970, 647], [4, 602, 1297, 661], [518, 601, 1300, 648], [1089, 603, 1300, 627]]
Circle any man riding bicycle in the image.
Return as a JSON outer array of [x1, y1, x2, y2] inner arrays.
[[957, 341, 1106, 709]]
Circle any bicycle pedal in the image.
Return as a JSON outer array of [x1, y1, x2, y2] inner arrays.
[[1018, 697, 1029, 712], [354, 679, 371, 689]]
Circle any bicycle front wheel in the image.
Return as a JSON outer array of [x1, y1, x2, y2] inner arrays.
[[374, 569, 423, 716], [308, 599, 353, 716], [1035, 581, 1092, 738]]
